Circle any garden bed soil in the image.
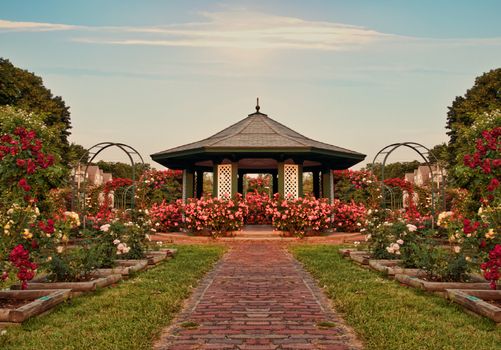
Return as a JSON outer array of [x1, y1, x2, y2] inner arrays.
[[369, 259, 426, 278], [95, 259, 148, 277], [395, 274, 495, 294], [446, 289, 501, 322], [13, 274, 122, 294], [0, 289, 70, 323]]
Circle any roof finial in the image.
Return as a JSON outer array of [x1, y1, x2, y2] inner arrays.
[[256, 97, 260, 112]]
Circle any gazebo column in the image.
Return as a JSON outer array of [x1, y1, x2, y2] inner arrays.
[[279, 162, 300, 199], [297, 164, 303, 198], [278, 162, 284, 197], [237, 171, 244, 194], [272, 171, 278, 195], [231, 162, 238, 197], [195, 170, 204, 198], [313, 170, 320, 198], [322, 169, 334, 204], [213, 162, 238, 198], [182, 169, 194, 202]]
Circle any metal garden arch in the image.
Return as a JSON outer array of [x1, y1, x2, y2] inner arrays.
[[371, 142, 446, 226], [72, 142, 144, 226]]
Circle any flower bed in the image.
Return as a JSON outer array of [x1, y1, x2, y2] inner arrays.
[[268, 195, 333, 237], [0, 289, 70, 323]]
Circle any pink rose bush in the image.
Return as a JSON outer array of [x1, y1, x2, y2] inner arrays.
[[150, 199, 184, 232], [183, 195, 248, 237], [244, 191, 272, 225], [330, 199, 367, 232], [267, 194, 333, 237]]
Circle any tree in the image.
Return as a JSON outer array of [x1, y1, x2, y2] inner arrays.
[[67, 143, 89, 166], [428, 143, 449, 166], [365, 161, 421, 180], [446, 68, 501, 168], [0, 58, 71, 160], [95, 160, 150, 180]]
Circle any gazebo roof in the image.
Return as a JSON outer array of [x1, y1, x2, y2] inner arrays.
[[151, 103, 366, 170]]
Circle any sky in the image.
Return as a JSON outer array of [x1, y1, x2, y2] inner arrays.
[[1, 0, 500, 169]]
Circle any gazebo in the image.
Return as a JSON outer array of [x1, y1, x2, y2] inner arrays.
[[151, 100, 366, 202]]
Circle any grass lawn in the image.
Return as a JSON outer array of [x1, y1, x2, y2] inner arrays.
[[0, 245, 225, 350], [292, 245, 501, 350]]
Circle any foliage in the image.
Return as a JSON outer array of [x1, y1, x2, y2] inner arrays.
[[47, 242, 107, 282], [183, 195, 248, 237], [149, 200, 184, 232], [137, 169, 182, 206], [267, 194, 333, 237], [67, 142, 89, 166], [414, 246, 470, 282], [428, 143, 449, 166], [0, 58, 71, 160], [462, 126, 500, 207], [333, 169, 379, 206], [481, 245, 501, 289], [365, 212, 418, 260], [365, 160, 421, 181], [330, 199, 367, 232], [446, 68, 501, 171], [293, 245, 501, 350], [244, 190, 272, 225], [0, 113, 72, 288], [244, 174, 271, 195], [0, 245, 225, 350], [0, 106, 67, 205], [95, 160, 151, 180]]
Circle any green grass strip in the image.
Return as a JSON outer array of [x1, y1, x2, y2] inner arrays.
[[292, 245, 501, 350], [0, 245, 225, 350]]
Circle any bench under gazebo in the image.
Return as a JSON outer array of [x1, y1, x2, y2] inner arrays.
[[151, 101, 365, 202]]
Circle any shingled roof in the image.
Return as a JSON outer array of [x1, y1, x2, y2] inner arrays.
[[151, 105, 366, 170]]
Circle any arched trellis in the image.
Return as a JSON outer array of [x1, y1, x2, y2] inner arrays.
[[371, 142, 446, 226], [117, 185, 136, 210], [71, 142, 144, 226], [381, 184, 402, 210]]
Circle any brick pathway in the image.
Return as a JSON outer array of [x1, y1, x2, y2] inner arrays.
[[154, 242, 362, 350]]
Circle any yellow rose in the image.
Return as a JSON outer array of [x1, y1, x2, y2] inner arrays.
[[485, 229, 495, 240], [22, 229, 33, 240]]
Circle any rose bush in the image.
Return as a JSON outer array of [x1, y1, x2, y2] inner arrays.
[[149, 199, 184, 232], [183, 195, 248, 237], [267, 194, 333, 237], [0, 108, 68, 288], [244, 191, 272, 225], [330, 199, 367, 232]]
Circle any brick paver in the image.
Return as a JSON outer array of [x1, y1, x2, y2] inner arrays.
[[154, 242, 362, 350]]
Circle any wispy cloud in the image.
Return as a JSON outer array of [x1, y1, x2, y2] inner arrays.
[[0, 10, 394, 50], [0, 19, 77, 32], [2, 10, 500, 51]]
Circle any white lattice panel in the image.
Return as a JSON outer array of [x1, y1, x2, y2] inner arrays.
[[284, 164, 299, 199], [217, 164, 232, 199]]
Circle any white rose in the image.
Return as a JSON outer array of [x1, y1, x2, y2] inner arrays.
[[100, 224, 111, 232]]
